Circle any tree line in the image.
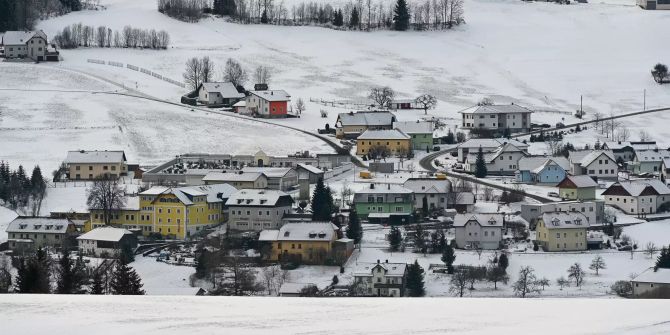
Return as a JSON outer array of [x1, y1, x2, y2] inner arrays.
[[53, 23, 170, 49], [0, 0, 89, 31], [0, 162, 46, 216], [183, 56, 272, 91]]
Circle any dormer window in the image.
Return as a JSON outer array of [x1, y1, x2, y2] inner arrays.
[[33, 225, 41, 230], [551, 218, 560, 226], [284, 231, 290, 237], [488, 218, 497, 225], [575, 219, 582, 226], [46, 225, 53, 230]]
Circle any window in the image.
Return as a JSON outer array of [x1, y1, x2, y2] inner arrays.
[[76, 166, 81, 170]]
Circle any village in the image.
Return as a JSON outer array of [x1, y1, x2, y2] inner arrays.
[[1, 0, 670, 307]]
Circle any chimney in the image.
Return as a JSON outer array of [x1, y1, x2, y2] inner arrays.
[[271, 91, 274, 95], [377, 259, 380, 264], [385, 259, 388, 263]]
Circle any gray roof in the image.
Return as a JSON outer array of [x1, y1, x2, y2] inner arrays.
[[225, 189, 293, 207], [355, 184, 413, 195], [517, 156, 570, 172], [458, 138, 528, 150], [65, 150, 126, 164], [249, 90, 290, 102], [263, 222, 339, 242], [393, 121, 434, 134], [200, 82, 244, 99], [603, 141, 657, 151], [540, 212, 589, 229], [241, 167, 294, 178], [569, 150, 614, 166], [635, 150, 670, 163], [615, 179, 670, 196], [336, 111, 396, 127], [562, 175, 598, 188], [354, 262, 407, 277], [6, 217, 72, 234], [459, 104, 533, 115], [2, 30, 47, 45], [202, 171, 266, 183], [402, 178, 450, 194], [140, 184, 237, 205], [632, 268, 670, 284], [296, 163, 324, 175], [77, 227, 133, 242], [453, 214, 503, 227], [357, 129, 410, 140]]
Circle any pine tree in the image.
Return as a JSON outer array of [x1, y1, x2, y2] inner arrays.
[[15, 252, 50, 294], [346, 207, 363, 244], [441, 243, 456, 274], [90, 270, 105, 295], [119, 242, 135, 265], [56, 250, 75, 294], [405, 260, 425, 297], [260, 9, 268, 23], [30, 165, 45, 194], [421, 196, 429, 218], [389, 226, 402, 251], [392, 0, 410, 31], [110, 262, 145, 295], [333, 9, 344, 27], [349, 7, 360, 29], [474, 146, 488, 178], [498, 253, 509, 272], [656, 246, 670, 270], [311, 178, 334, 221]]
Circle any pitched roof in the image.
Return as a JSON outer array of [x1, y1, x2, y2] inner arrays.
[[65, 150, 126, 164], [268, 222, 339, 241], [392, 121, 434, 134], [457, 138, 528, 150], [336, 111, 396, 127], [357, 129, 410, 141], [634, 150, 670, 163], [6, 217, 72, 234], [225, 189, 293, 207], [558, 175, 598, 189], [632, 268, 670, 284], [200, 82, 244, 98], [540, 211, 589, 229], [518, 156, 570, 172], [354, 262, 407, 277], [202, 171, 266, 183], [569, 150, 615, 166], [603, 179, 670, 197], [355, 184, 413, 195], [241, 167, 294, 178], [296, 163, 324, 175], [77, 227, 133, 242], [402, 178, 450, 194], [453, 214, 503, 227], [2, 30, 47, 45], [140, 184, 237, 205], [459, 104, 533, 115], [465, 143, 526, 164], [249, 90, 290, 102], [603, 141, 657, 151]]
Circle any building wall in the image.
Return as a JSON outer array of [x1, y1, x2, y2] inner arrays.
[[228, 205, 291, 231], [454, 222, 502, 250], [205, 177, 267, 189], [5, 36, 47, 60], [7, 231, 70, 252], [269, 101, 288, 117], [355, 268, 405, 297], [520, 202, 601, 226], [536, 221, 587, 251], [559, 187, 596, 201], [604, 194, 658, 215], [633, 282, 670, 298], [537, 164, 567, 184], [68, 162, 127, 180], [632, 161, 662, 175], [270, 239, 334, 264], [485, 151, 526, 174], [409, 133, 433, 150], [356, 138, 411, 156], [138, 194, 224, 239], [461, 113, 530, 131], [412, 193, 447, 210], [581, 159, 617, 179]]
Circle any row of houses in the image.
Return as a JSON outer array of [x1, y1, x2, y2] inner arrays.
[[196, 82, 292, 118]]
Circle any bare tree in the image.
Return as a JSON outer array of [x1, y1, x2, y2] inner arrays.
[[449, 267, 469, 297], [592, 111, 604, 133], [183, 57, 203, 90], [86, 176, 126, 225], [512, 266, 541, 298], [639, 129, 652, 142], [368, 86, 395, 109], [556, 276, 569, 290], [589, 255, 607, 275], [415, 94, 437, 115], [615, 125, 630, 142], [200, 56, 215, 84], [567, 263, 586, 288], [295, 98, 306, 115], [446, 0, 464, 28], [254, 65, 272, 85], [645, 242, 658, 259], [222, 58, 248, 87]]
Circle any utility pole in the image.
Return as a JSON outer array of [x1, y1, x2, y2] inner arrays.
[[643, 89, 646, 111]]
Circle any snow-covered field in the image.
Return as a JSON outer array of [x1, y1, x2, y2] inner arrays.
[[1, 294, 670, 334], [0, 206, 18, 243]]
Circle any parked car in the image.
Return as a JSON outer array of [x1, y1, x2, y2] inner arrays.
[[547, 192, 560, 198]]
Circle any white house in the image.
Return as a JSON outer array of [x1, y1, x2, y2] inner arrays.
[[352, 260, 408, 297], [569, 150, 617, 179], [197, 82, 244, 106], [76, 227, 138, 258], [459, 104, 533, 133], [631, 268, 670, 299], [456, 138, 529, 163], [465, 142, 527, 175], [601, 179, 670, 215], [453, 214, 503, 250], [630, 149, 670, 175], [1, 30, 48, 61], [245, 90, 291, 118], [225, 189, 294, 231], [402, 178, 451, 211]]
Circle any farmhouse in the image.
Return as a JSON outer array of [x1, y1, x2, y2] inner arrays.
[[630, 149, 670, 175], [258, 221, 348, 265], [226, 189, 294, 231], [389, 99, 419, 110], [196, 82, 244, 106], [246, 90, 291, 118], [393, 121, 434, 150], [353, 260, 408, 297], [353, 184, 413, 225], [601, 179, 670, 215], [453, 214, 503, 250], [568, 150, 617, 179], [465, 142, 527, 175], [557, 175, 597, 201], [77, 227, 138, 258], [631, 268, 670, 299], [402, 178, 450, 211], [335, 111, 396, 139], [5, 217, 77, 254], [459, 104, 533, 133], [455, 138, 528, 163], [535, 212, 588, 252], [65, 150, 128, 180], [356, 129, 411, 156], [515, 156, 570, 185], [1, 30, 50, 61]]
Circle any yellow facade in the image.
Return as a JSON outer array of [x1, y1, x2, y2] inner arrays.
[[68, 162, 128, 180], [536, 219, 587, 252], [270, 240, 335, 264], [356, 138, 411, 156]]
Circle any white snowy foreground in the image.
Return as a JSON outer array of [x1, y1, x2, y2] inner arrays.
[[0, 295, 669, 334]]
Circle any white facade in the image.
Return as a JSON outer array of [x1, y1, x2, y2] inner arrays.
[[2, 31, 48, 60], [453, 214, 503, 250], [353, 262, 407, 297]]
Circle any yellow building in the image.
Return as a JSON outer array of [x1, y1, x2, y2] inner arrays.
[[356, 129, 411, 156], [258, 222, 343, 265], [89, 184, 237, 239], [535, 212, 588, 252], [65, 150, 128, 180]]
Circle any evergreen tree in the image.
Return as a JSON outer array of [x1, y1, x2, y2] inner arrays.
[[30, 165, 45, 194], [421, 196, 429, 218], [656, 246, 670, 270], [15, 251, 50, 294], [260, 9, 268, 23], [119, 242, 135, 265], [346, 207, 363, 244], [498, 253, 509, 272], [392, 0, 410, 31], [110, 262, 145, 295], [56, 250, 75, 294], [349, 7, 360, 29], [195, 249, 208, 279], [405, 260, 425, 297], [474, 146, 488, 178], [333, 9, 344, 26], [311, 178, 335, 221], [441, 243, 456, 274], [90, 270, 105, 295], [389, 226, 402, 251]]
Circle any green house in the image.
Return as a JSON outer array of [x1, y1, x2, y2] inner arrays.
[[353, 184, 414, 225], [557, 175, 597, 200], [393, 121, 434, 151]]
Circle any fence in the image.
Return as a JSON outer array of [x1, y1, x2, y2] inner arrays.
[[324, 162, 353, 179], [309, 97, 371, 110], [86, 58, 186, 88]]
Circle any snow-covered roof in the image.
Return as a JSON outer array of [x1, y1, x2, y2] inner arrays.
[[355, 184, 413, 195], [258, 229, 280, 241], [454, 192, 476, 205], [540, 212, 589, 229], [457, 138, 528, 150], [518, 156, 570, 172], [65, 150, 126, 164], [634, 150, 670, 163], [603, 141, 657, 151], [632, 268, 670, 284], [140, 184, 237, 205], [2, 30, 47, 45], [402, 178, 450, 194], [270, 222, 339, 241], [233, 100, 246, 107], [354, 262, 407, 277], [202, 171, 266, 183], [279, 282, 317, 294], [249, 90, 290, 102], [336, 111, 396, 127], [6, 217, 72, 234], [459, 104, 533, 115], [393, 121, 433, 134], [77, 226, 133, 242], [605, 179, 670, 197], [225, 189, 293, 207], [453, 214, 503, 227], [569, 150, 614, 166], [663, 158, 670, 169], [357, 129, 410, 140], [559, 175, 598, 188], [241, 167, 294, 178], [200, 82, 244, 98], [296, 163, 324, 175]]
